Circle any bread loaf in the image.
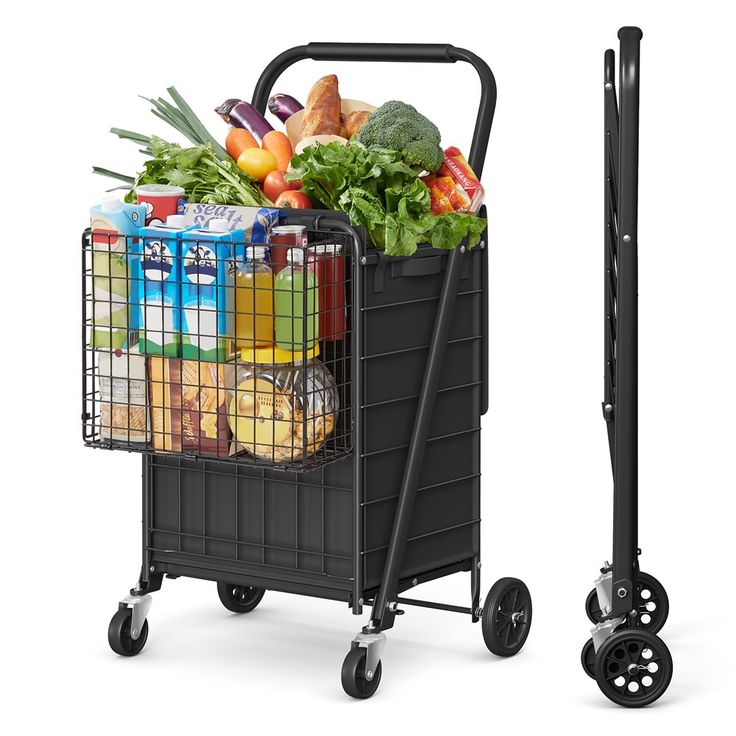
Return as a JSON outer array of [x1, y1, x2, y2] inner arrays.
[[302, 75, 342, 137]]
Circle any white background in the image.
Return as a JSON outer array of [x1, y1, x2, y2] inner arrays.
[[2, 0, 734, 732]]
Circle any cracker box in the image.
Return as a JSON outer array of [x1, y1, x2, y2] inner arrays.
[[148, 358, 230, 457]]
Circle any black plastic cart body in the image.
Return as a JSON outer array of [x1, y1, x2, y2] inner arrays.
[[580, 27, 673, 707], [83, 44, 532, 698]]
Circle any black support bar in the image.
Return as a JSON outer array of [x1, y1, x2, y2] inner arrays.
[[610, 26, 642, 615]]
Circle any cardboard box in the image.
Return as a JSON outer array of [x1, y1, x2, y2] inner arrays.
[[148, 358, 230, 457]]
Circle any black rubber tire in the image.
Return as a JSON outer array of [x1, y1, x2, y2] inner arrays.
[[217, 582, 265, 613], [108, 608, 149, 657], [585, 572, 669, 634], [594, 630, 673, 707], [585, 588, 602, 624], [581, 638, 596, 679], [341, 647, 382, 699], [482, 577, 532, 657]]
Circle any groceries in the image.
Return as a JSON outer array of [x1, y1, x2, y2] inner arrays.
[[149, 358, 230, 456], [424, 147, 485, 215], [90, 196, 146, 349], [226, 350, 338, 462], [308, 244, 346, 341], [98, 348, 149, 444], [356, 100, 444, 173], [274, 248, 318, 352], [303, 75, 343, 137], [235, 245, 274, 351], [287, 141, 486, 256], [182, 203, 281, 237], [135, 215, 191, 356], [269, 225, 308, 272], [135, 184, 186, 226], [180, 218, 243, 362]]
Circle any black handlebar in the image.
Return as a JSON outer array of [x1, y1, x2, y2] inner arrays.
[[617, 27, 642, 243], [250, 43, 497, 176]]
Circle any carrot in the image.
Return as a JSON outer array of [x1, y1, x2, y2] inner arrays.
[[226, 127, 258, 161], [261, 130, 293, 172]]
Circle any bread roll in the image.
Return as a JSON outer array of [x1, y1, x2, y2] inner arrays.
[[302, 75, 342, 137], [342, 110, 371, 138]]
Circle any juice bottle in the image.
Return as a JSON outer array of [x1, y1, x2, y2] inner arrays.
[[274, 248, 317, 352], [236, 245, 274, 350]]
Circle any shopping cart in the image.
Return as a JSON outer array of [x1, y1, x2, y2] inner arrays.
[[580, 27, 673, 707], [83, 43, 532, 699]]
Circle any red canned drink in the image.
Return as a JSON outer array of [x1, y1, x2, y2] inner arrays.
[[269, 225, 307, 273], [136, 184, 186, 226]]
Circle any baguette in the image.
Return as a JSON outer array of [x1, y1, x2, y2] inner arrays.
[[302, 75, 342, 138]]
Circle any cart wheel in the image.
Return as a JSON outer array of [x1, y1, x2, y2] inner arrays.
[[217, 582, 265, 613], [341, 647, 382, 699], [580, 638, 596, 679], [585, 572, 669, 634], [594, 630, 673, 707], [108, 608, 148, 657], [482, 577, 532, 656]]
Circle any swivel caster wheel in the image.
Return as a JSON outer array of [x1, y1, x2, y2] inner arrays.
[[341, 647, 382, 699], [217, 582, 265, 613], [580, 638, 596, 679], [482, 577, 532, 656], [594, 629, 673, 707], [108, 608, 149, 657], [585, 572, 669, 634]]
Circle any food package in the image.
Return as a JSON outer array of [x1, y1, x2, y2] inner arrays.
[[226, 357, 338, 463], [149, 358, 230, 456], [98, 348, 149, 443], [182, 204, 282, 241], [435, 146, 485, 213], [302, 75, 342, 137]]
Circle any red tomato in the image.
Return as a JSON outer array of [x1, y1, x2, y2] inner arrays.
[[262, 170, 301, 202], [274, 190, 312, 209]]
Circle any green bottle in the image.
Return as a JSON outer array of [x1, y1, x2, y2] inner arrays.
[[274, 248, 317, 352]]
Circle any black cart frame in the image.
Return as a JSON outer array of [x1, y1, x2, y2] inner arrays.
[[581, 27, 673, 708], [89, 43, 532, 699]]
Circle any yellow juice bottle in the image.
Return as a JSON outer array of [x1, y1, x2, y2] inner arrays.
[[235, 245, 274, 350]]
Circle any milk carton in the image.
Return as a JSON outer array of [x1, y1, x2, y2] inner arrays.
[[180, 219, 244, 362], [135, 215, 192, 356], [89, 196, 146, 349]]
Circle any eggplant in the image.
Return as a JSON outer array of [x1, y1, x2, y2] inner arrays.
[[268, 93, 304, 123], [214, 99, 273, 144]]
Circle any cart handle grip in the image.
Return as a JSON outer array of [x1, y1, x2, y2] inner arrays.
[[251, 43, 496, 177], [617, 27, 642, 244]]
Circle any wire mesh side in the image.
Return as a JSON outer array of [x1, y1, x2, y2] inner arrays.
[[82, 227, 355, 471]]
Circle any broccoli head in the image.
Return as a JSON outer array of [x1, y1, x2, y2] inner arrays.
[[356, 100, 444, 172]]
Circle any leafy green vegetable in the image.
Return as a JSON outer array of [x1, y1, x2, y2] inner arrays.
[[96, 133, 270, 207], [93, 88, 271, 206], [356, 100, 444, 173], [287, 141, 486, 256]]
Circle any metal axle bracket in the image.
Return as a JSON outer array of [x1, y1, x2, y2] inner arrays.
[[591, 615, 626, 651], [351, 631, 387, 682], [119, 593, 152, 641]]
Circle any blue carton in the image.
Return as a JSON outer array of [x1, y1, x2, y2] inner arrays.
[[135, 216, 193, 356], [180, 219, 245, 362], [89, 197, 146, 349]]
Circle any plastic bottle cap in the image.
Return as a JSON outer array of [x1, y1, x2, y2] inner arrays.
[[208, 218, 230, 232], [246, 245, 268, 260], [287, 247, 305, 263], [101, 196, 122, 212], [166, 214, 186, 228]]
